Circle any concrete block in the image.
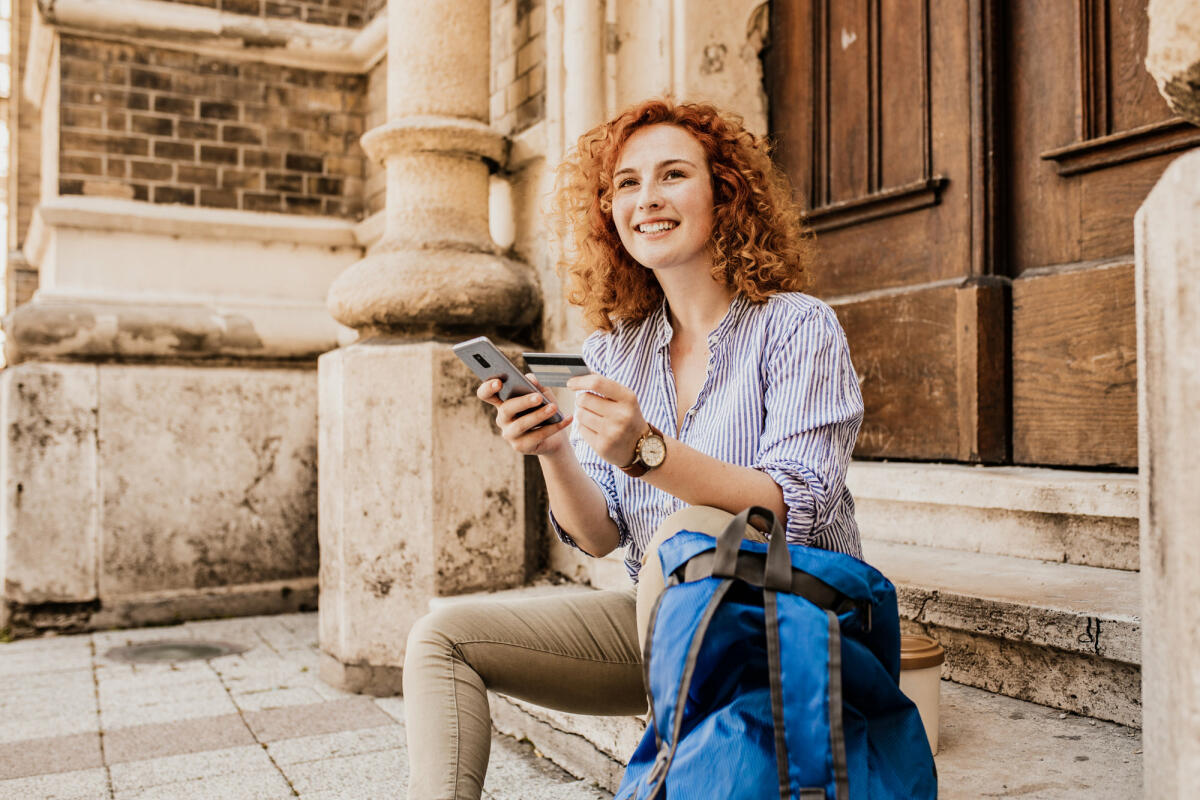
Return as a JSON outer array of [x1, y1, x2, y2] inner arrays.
[[318, 339, 527, 683], [107, 745, 274, 793], [1136, 148, 1200, 796], [96, 365, 318, 599], [0, 363, 99, 605], [0, 767, 111, 800]]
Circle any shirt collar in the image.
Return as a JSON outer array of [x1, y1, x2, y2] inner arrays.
[[654, 292, 749, 351]]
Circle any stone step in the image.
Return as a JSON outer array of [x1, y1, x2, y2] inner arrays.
[[491, 682, 1142, 798], [848, 462, 1139, 570], [862, 540, 1142, 727]]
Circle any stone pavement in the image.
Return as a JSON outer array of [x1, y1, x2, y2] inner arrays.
[[0, 613, 607, 799], [0, 611, 1142, 799]]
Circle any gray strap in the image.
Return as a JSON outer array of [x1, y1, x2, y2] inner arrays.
[[711, 506, 781, 579], [764, 590, 792, 800], [643, 578, 734, 799], [826, 609, 850, 800], [678, 551, 851, 612]]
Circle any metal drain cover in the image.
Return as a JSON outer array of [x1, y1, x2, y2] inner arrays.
[[104, 639, 246, 664]]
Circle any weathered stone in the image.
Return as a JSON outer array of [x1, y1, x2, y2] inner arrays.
[[317, 339, 527, 685], [326, 246, 539, 331], [1147, 0, 1200, 124], [96, 365, 318, 598], [1136, 149, 1200, 796], [864, 540, 1142, 726], [905, 622, 1142, 729], [1, 363, 99, 606]]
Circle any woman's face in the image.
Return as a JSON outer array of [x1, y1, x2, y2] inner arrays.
[[611, 124, 714, 277]]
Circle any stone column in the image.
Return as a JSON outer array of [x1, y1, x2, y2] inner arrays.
[[318, 0, 539, 693], [1138, 6, 1200, 792]]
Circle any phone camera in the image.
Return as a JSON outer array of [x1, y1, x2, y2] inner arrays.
[[473, 354, 491, 369]]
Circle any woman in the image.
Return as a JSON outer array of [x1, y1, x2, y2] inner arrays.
[[403, 99, 863, 800]]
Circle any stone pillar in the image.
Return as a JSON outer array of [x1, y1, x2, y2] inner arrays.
[[1139, 6, 1200, 795], [319, 0, 539, 693]]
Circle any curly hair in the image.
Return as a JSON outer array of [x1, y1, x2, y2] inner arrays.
[[550, 98, 814, 332]]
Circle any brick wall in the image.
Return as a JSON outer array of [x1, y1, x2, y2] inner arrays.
[[490, 0, 545, 136], [161, 0, 368, 28], [57, 36, 366, 218]]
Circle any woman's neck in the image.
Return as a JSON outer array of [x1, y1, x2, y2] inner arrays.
[[658, 269, 737, 341]]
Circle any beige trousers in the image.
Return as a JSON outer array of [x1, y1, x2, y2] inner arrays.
[[402, 505, 766, 800]]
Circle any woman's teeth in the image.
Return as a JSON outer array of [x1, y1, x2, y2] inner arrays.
[[637, 221, 677, 233]]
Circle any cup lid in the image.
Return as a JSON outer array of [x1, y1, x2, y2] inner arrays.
[[900, 634, 945, 670]]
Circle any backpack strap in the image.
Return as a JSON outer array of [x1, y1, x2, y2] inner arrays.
[[825, 608, 850, 800], [642, 577, 734, 799], [764, 590, 791, 800]]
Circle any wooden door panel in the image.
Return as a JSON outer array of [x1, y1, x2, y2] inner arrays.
[[837, 280, 1007, 461], [767, 0, 1001, 462], [1007, 0, 1197, 467], [1012, 263, 1136, 466]]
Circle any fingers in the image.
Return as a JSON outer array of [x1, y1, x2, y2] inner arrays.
[[476, 378, 504, 407], [496, 390, 550, 426]]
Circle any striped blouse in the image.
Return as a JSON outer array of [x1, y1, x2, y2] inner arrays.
[[550, 291, 864, 582]]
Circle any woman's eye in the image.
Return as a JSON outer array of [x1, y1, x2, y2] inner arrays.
[[617, 178, 637, 189], [665, 169, 685, 179]]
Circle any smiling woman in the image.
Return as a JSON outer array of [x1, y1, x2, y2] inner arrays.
[[550, 99, 814, 332], [403, 98, 865, 800]]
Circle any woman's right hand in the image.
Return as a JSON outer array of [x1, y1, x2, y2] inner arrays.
[[478, 374, 573, 456]]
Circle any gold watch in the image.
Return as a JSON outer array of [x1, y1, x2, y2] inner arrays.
[[620, 423, 666, 478]]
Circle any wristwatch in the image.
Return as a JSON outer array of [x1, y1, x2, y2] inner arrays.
[[620, 423, 667, 478]]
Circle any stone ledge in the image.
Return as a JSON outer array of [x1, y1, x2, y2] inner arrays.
[[847, 462, 1137, 518], [27, 197, 361, 265], [26, 0, 387, 108], [3, 298, 344, 363], [849, 462, 1139, 570], [864, 541, 1141, 665]]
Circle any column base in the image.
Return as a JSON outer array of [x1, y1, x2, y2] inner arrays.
[[319, 651, 406, 697]]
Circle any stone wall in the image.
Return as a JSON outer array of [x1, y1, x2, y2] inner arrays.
[[161, 0, 370, 28], [490, 0, 545, 134], [6, 0, 41, 311], [56, 36, 367, 217]]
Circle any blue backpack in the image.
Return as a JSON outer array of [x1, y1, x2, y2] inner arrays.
[[616, 507, 937, 800]]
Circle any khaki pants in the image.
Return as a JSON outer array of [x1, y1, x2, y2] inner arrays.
[[402, 506, 766, 800]]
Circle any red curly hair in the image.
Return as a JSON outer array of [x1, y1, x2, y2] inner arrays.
[[551, 98, 814, 332]]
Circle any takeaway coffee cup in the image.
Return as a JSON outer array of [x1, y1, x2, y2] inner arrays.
[[899, 634, 945, 755]]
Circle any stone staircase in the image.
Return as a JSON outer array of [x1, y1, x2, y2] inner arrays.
[[477, 462, 1143, 793], [850, 462, 1140, 727]]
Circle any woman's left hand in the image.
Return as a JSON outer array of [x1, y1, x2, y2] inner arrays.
[[567, 374, 650, 468]]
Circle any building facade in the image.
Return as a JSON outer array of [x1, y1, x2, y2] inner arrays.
[[2, 0, 1198, 794]]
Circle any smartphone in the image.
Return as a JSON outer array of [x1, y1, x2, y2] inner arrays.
[[521, 352, 590, 387], [452, 336, 564, 425]]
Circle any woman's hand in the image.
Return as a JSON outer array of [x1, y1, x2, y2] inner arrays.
[[567, 374, 648, 468], [478, 374, 573, 456]]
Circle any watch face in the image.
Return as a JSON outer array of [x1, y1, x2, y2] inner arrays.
[[640, 435, 666, 467]]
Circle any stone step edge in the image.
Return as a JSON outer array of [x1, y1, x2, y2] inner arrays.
[[864, 541, 1141, 665], [846, 461, 1137, 518], [490, 693, 640, 795], [849, 462, 1139, 571]]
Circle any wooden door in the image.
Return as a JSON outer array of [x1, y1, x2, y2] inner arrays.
[[764, 0, 1197, 468]]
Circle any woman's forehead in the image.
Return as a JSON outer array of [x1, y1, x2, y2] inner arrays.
[[615, 124, 707, 171]]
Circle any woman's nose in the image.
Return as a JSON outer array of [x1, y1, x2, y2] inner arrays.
[[637, 185, 662, 210]]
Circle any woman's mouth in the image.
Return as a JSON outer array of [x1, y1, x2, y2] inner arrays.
[[635, 220, 678, 235]]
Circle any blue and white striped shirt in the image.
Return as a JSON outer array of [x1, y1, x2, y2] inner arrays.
[[551, 292, 864, 581]]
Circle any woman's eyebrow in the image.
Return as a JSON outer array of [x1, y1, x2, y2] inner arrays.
[[613, 158, 697, 177]]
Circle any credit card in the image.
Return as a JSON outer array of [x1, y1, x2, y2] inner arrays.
[[522, 353, 589, 387]]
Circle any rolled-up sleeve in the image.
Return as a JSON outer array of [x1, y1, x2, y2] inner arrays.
[[753, 306, 863, 545], [547, 335, 632, 553]]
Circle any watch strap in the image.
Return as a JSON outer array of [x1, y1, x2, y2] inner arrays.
[[620, 423, 665, 478]]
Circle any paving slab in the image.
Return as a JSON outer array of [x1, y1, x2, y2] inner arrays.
[[242, 696, 395, 743], [111, 767, 295, 800], [0, 732, 103, 781], [107, 745, 274, 793], [0, 766, 111, 800], [266, 725, 408, 767]]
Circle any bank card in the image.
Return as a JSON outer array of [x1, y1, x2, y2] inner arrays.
[[522, 352, 590, 387]]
